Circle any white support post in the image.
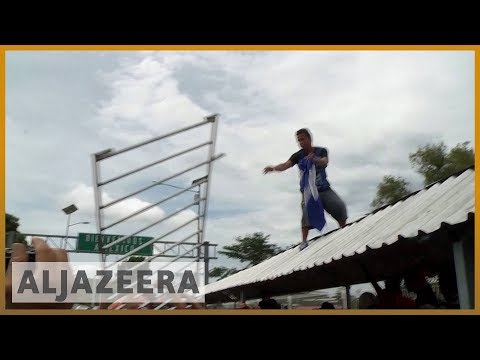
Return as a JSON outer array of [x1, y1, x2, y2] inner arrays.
[[452, 233, 474, 309]]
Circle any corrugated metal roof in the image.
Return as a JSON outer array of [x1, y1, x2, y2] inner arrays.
[[205, 167, 474, 296]]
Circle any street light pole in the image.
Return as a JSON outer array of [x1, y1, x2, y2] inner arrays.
[[70, 221, 90, 227], [63, 213, 71, 249], [64, 221, 90, 249], [62, 204, 78, 249]]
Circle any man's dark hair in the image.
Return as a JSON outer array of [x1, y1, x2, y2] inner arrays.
[[259, 298, 281, 309], [296, 128, 311, 140], [320, 301, 335, 309]]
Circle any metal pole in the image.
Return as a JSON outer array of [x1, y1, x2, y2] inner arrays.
[[96, 118, 212, 160], [155, 244, 203, 268], [103, 179, 207, 231], [200, 114, 220, 244], [109, 218, 200, 265], [91, 152, 106, 263], [196, 184, 201, 262], [99, 141, 212, 186], [63, 213, 71, 250], [102, 198, 205, 250], [129, 230, 201, 269], [204, 241, 210, 285], [345, 285, 352, 309], [101, 155, 224, 210], [155, 182, 200, 193]]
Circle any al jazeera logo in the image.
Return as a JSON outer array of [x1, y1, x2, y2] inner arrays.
[[11, 261, 205, 304]]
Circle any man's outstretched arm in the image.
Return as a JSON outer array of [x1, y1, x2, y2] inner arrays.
[[263, 160, 293, 174]]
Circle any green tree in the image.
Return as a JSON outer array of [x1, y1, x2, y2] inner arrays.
[[218, 232, 282, 266], [371, 141, 474, 210], [6, 213, 20, 232], [6, 213, 26, 244], [209, 232, 282, 280], [409, 141, 474, 186], [208, 266, 239, 280], [370, 175, 411, 209]]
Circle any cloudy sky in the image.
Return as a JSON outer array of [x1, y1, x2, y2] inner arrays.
[[6, 50, 474, 288]]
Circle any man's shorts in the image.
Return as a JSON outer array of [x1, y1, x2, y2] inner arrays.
[[301, 188, 347, 227]]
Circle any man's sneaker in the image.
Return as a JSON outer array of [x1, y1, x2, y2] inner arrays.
[[299, 241, 309, 251]]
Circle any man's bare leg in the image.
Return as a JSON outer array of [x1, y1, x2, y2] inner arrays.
[[300, 226, 310, 250], [302, 226, 309, 242]]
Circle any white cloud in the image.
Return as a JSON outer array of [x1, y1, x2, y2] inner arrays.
[[96, 54, 211, 144], [62, 183, 165, 224]]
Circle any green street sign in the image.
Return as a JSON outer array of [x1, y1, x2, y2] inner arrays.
[[77, 233, 154, 256]]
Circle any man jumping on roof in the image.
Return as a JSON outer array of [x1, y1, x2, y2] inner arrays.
[[263, 128, 348, 250]]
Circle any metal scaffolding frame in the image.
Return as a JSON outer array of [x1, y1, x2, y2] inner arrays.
[[90, 114, 224, 292]]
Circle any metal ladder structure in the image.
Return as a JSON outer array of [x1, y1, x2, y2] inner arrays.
[[90, 114, 224, 307]]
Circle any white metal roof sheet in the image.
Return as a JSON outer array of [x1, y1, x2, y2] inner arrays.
[[205, 168, 474, 295]]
